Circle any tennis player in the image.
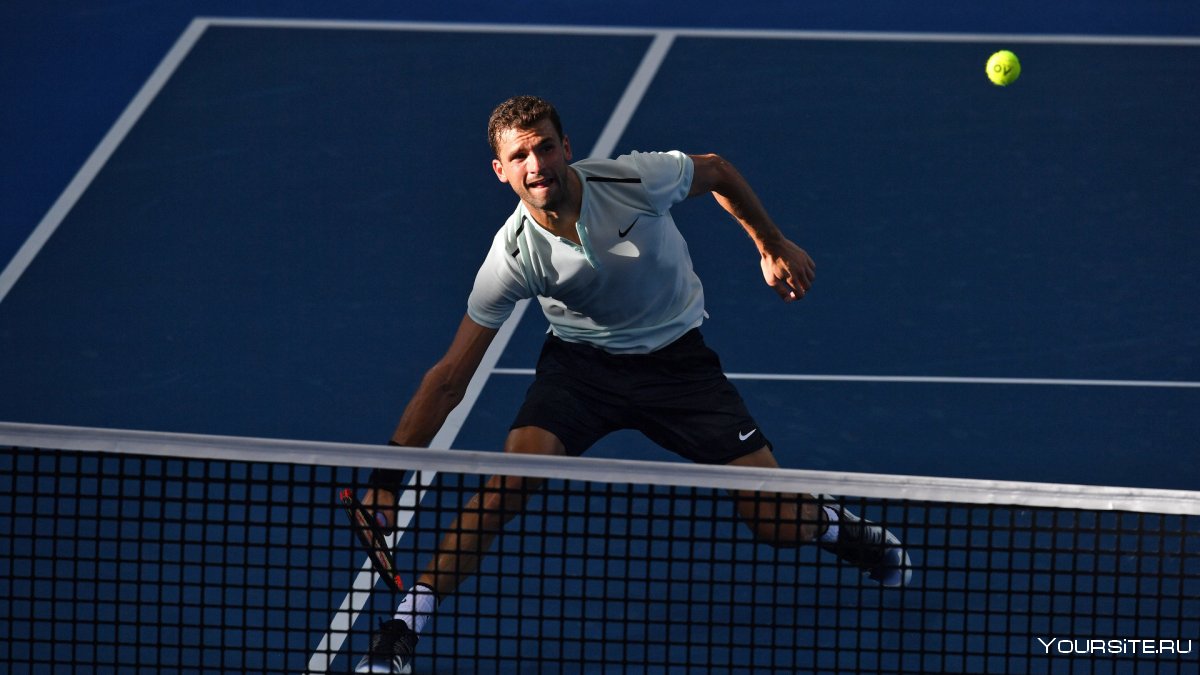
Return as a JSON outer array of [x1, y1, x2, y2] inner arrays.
[[354, 95, 911, 673]]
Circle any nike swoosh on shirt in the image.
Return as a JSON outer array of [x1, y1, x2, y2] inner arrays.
[[738, 429, 757, 441], [618, 218, 638, 238]]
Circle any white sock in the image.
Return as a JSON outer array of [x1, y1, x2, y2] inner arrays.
[[394, 583, 438, 634], [819, 504, 840, 544]]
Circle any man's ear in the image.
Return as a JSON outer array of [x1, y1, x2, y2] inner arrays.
[[492, 158, 509, 184], [563, 135, 572, 162]]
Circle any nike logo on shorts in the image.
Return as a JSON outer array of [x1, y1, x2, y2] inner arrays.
[[739, 429, 757, 441]]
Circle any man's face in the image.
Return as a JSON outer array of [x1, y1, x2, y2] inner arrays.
[[491, 118, 573, 213]]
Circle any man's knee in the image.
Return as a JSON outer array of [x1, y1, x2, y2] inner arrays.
[[505, 425, 567, 455]]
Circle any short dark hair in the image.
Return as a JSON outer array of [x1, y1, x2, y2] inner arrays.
[[487, 95, 564, 157]]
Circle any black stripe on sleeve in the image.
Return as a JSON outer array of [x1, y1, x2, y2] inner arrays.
[[585, 176, 642, 184], [510, 221, 525, 257]]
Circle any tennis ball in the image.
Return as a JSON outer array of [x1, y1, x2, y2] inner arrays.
[[986, 50, 1021, 86]]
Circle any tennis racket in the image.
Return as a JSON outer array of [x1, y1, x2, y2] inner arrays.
[[340, 488, 404, 592]]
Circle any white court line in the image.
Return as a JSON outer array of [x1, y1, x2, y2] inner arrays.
[[492, 368, 1200, 389], [306, 29, 678, 674], [203, 16, 1200, 47], [722, 373, 1200, 388], [0, 19, 210, 305]]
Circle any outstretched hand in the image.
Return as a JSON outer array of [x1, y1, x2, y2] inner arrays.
[[760, 238, 815, 302]]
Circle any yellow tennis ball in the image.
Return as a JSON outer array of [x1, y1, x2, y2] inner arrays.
[[986, 50, 1021, 86]]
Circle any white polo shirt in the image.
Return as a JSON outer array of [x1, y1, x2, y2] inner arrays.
[[467, 150, 705, 354]]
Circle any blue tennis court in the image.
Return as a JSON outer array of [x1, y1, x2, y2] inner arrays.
[[2, 10, 1199, 674], [2, 19, 1197, 487]]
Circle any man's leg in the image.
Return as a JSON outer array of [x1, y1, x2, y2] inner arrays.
[[724, 446, 912, 587], [725, 446, 824, 544], [416, 426, 566, 597], [360, 426, 565, 591], [356, 426, 565, 673]]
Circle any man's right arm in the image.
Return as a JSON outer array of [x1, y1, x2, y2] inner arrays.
[[389, 313, 499, 447], [367, 314, 497, 497], [364, 313, 497, 514]]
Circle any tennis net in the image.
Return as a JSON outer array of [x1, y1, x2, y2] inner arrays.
[[2, 422, 1197, 674]]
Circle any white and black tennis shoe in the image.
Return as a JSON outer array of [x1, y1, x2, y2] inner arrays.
[[818, 495, 913, 587], [355, 619, 417, 674]]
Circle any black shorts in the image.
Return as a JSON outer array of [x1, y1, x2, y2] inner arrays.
[[510, 329, 770, 464]]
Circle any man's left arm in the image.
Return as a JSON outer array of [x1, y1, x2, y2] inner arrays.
[[688, 153, 815, 302]]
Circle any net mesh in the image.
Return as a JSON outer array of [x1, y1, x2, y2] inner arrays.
[[2, 424, 1198, 674]]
